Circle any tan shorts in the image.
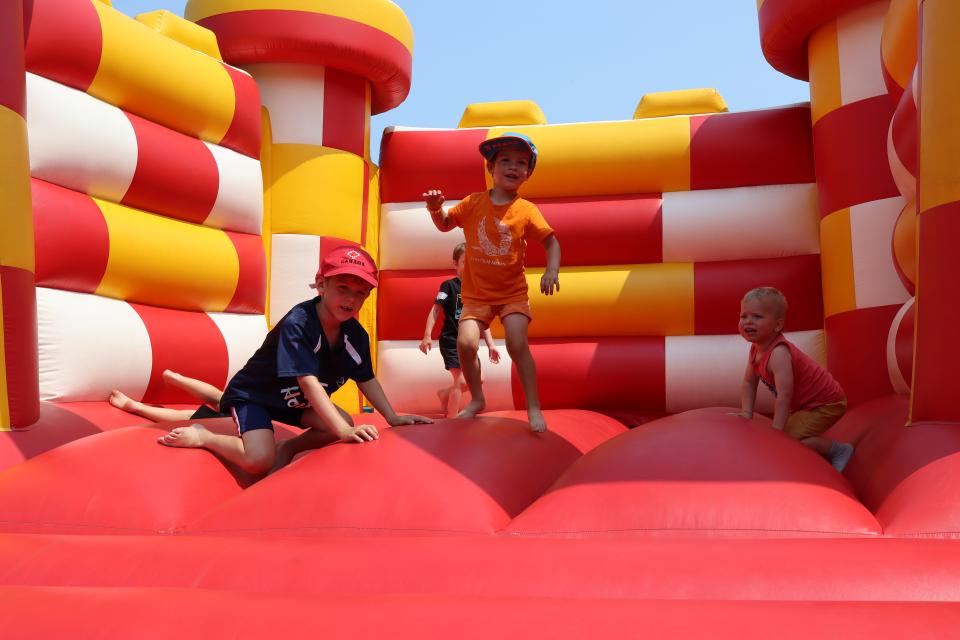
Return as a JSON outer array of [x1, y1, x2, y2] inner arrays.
[[460, 301, 532, 328], [785, 400, 847, 440]]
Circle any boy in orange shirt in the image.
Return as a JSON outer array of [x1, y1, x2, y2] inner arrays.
[[423, 133, 561, 432]]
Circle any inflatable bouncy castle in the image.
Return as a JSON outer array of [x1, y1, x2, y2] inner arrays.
[[1, 0, 960, 637]]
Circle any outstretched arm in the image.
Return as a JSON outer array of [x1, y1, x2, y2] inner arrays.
[[359, 378, 433, 426], [424, 189, 456, 232], [298, 375, 379, 442], [735, 361, 759, 418], [420, 304, 442, 354], [482, 328, 501, 363], [766, 346, 794, 431], [540, 234, 561, 295]]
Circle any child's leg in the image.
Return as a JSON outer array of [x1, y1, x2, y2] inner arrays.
[[108, 390, 195, 422], [271, 405, 354, 471], [502, 313, 546, 432], [456, 319, 485, 418], [787, 402, 852, 472], [163, 370, 223, 410], [446, 368, 464, 419], [158, 425, 276, 475]]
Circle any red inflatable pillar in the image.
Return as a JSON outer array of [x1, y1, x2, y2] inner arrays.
[[0, 0, 38, 429], [912, 0, 960, 423]]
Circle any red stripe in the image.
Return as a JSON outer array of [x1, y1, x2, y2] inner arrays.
[[23, 0, 101, 92], [0, 1, 26, 116], [813, 96, 899, 216], [694, 255, 823, 335], [758, 0, 881, 80], [377, 270, 450, 340], [526, 195, 662, 267], [690, 105, 815, 190], [197, 10, 411, 114], [891, 84, 918, 178], [224, 230, 266, 314], [32, 179, 109, 293], [122, 113, 219, 224], [1, 266, 39, 427], [825, 305, 899, 406], [130, 303, 229, 404], [218, 64, 261, 159], [912, 202, 960, 421], [518, 338, 666, 412], [322, 67, 366, 156], [380, 128, 489, 203]]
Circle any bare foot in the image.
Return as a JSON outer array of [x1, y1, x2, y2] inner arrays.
[[528, 408, 547, 433], [457, 398, 485, 419], [108, 389, 138, 412], [157, 423, 208, 448]]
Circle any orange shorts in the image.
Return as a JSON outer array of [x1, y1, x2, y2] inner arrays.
[[785, 400, 847, 440], [460, 301, 532, 328]]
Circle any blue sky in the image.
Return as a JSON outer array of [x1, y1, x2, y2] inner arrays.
[[112, 1, 810, 160]]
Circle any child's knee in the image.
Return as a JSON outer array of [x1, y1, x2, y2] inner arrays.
[[244, 449, 276, 475], [457, 336, 479, 356], [505, 335, 530, 360]]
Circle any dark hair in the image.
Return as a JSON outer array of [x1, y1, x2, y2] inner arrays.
[[452, 242, 466, 262]]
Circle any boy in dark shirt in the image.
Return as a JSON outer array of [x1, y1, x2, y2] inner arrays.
[[158, 246, 431, 474], [419, 243, 500, 418]]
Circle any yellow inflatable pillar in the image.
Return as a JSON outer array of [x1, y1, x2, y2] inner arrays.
[[0, 1, 37, 429], [186, 0, 414, 412]]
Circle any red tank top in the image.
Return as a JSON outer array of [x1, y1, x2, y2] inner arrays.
[[750, 334, 845, 411]]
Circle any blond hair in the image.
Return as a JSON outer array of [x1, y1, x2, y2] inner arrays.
[[452, 242, 466, 262], [743, 287, 788, 318]]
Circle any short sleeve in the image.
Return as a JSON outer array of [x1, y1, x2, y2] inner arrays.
[[446, 193, 475, 228], [276, 311, 320, 378], [524, 202, 554, 243], [436, 279, 452, 305]]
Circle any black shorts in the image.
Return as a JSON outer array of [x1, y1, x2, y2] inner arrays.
[[439, 337, 460, 370], [191, 403, 304, 434]]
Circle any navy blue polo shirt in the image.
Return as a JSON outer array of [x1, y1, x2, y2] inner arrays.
[[435, 277, 462, 344], [220, 297, 374, 412]]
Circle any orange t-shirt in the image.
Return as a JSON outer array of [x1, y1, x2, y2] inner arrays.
[[447, 191, 554, 305]]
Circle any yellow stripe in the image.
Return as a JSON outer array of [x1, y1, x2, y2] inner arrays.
[[261, 108, 274, 325], [490, 264, 695, 338], [820, 209, 857, 317], [185, 0, 414, 53], [459, 100, 547, 128], [919, 0, 960, 212], [882, 0, 919, 93], [95, 199, 240, 311], [0, 276, 9, 431], [269, 144, 365, 238], [90, 1, 236, 145], [136, 10, 223, 61], [808, 19, 842, 124], [488, 118, 691, 199], [0, 107, 34, 272], [633, 88, 727, 120]]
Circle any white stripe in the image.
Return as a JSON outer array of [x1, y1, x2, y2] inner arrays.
[[203, 141, 265, 235], [37, 288, 152, 402], [837, 2, 887, 105], [269, 234, 321, 327], [662, 184, 820, 263], [26, 73, 137, 202], [243, 62, 325, 146], [314, 337, 323, 354], [664, 330, 825, 414], [380, 201, 466, 270], [376, 340, 514, 415], [344, 335, 362, 364], [206, 312, 268, 381], [886, 113, 915, 201], [850, 196, 911, 309], [886, 298, 914, 396]]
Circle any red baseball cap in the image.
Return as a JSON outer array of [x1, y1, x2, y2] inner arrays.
[[316, 246, 378, 288]]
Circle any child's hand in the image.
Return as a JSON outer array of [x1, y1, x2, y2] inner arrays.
[[419, 337, 432, 354], [337, 423, 380, 443], [540, 268, 560, 295], [730, 410, 753, 419], [488, 346, 501, 364], [388, 414, 434, 426], [423, 189, 446, 212]]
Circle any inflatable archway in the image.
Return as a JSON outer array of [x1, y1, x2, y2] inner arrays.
[[1, 0, 960, 637]]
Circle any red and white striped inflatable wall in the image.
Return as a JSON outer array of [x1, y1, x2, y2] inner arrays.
[[376, 106, 826, 416], [4, 0, 270, 417]]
